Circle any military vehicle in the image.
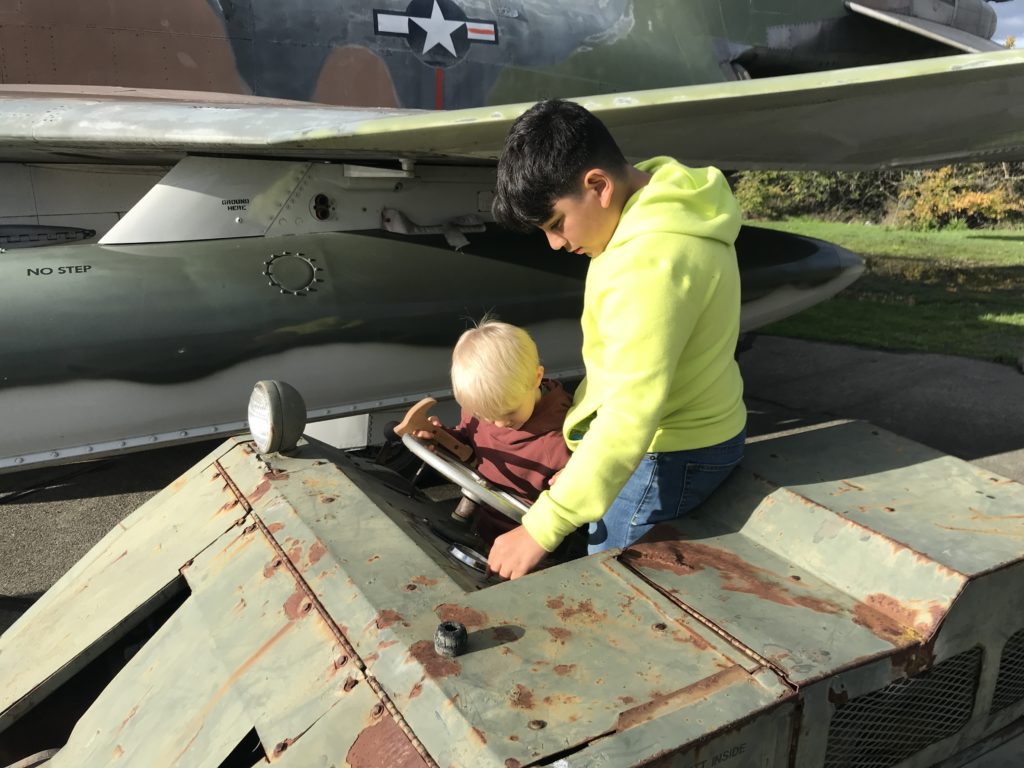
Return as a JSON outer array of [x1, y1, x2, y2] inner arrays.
[[2, 0, 1024, 470], [1, 382, 1023, 766]]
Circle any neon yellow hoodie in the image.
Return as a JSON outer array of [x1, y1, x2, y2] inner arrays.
[[522, 157, 746, 552]]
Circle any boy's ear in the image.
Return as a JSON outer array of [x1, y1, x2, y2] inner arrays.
[[583, 168, 615, 209], [535, 365, 544, 387]]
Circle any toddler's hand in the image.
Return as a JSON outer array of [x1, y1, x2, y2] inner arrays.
[[412, 415, 443, 449], [547, 469, 563, 487]]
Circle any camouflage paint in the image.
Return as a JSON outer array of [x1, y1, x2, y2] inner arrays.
[[0, 0, 982, 110]]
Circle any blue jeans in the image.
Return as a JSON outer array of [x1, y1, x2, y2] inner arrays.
[[587, 429, 746, 554]]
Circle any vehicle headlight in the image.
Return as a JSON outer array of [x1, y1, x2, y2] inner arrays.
[[247, 380, 307, 454]]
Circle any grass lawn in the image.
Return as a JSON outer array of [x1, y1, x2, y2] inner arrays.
[[751, 218, 1024, 368]]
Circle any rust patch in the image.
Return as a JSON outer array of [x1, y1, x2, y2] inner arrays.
[[379, 639, 398, 650], [472, 727, 487, 744], [543, 694, 581, 706], [546, 597, 565, 610], [248, 479, 273, 505], [114, 704, 139, 737], [620, 527, 696, 575], [625, 531, 843, 615], [217, 498, 240, 515], [409, 680, 424, 699], [273, 738, 296, 757], [510, 684, 534, 709], [263, 557, 282, 578], [308, 541, 327, 565], [346, 712, 429, 768], [556, 598, 606, 624], [412, 575, 439, 586], [618, 696, 636, 705], [544, 627, 571, 643], [409, 640, 461, 678], [286, 543, 303, 564], [113, 745, 124, 759], [505, 760, 522, 768], [852, 604, 918, 644], [554, 664, 576, 676], [864, 593, 940, 635], [832, 480, 865, 495], [673, 627, 712, 651], [266, 522, 285, 534], [436, 603, 488, 628], [616, 666, 749, 731], [376, 610, 408, 630], [284, 586, 310, 621], [493, 625, 519, 643], [368, 554, 381, 563]]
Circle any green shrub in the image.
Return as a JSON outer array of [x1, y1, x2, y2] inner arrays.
[[734, 163, 1024, 229]]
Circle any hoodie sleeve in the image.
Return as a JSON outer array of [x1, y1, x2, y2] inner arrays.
[[520, 233, 718, 551]]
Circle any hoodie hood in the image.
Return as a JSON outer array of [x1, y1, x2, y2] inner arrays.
[[607, 157, 741, 250]]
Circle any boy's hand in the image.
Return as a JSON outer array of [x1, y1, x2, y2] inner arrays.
[[412, 415, 443, 445], [487, 526, 547, 580]]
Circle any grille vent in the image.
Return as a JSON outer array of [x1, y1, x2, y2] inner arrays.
[[824, 647, 982, 768], [992, 629, 1024, 713]]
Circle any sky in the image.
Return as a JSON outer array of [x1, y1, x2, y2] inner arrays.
[[994, 1, 1024, 43]]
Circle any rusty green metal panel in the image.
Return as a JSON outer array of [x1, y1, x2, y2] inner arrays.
[[742, 421, 1024, 575], [0, 440, 243, 731], [46, 591, 252, 767], [212, 441, 792, 766], [3, 419, 1023, 766]]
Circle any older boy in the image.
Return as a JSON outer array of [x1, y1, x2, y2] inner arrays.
[[488, 99, 747, 579]]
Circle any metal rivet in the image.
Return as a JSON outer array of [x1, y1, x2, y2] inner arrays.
[[404, 583, 417, 591], [371, 703, 385, 718], [528, 720, 546, 730], [652, 622, 667, 631], [336, 655, 348, 668]]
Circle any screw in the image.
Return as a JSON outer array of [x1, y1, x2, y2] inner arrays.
[[371, 703, 385, 718]]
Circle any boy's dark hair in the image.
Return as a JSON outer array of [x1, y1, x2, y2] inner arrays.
[[492, 99, 628, 232]]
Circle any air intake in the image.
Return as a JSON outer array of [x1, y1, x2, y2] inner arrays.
[[824, 647, 982, 768], [992, 629, 1024, 713]]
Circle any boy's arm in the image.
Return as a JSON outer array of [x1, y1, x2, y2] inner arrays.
[[522, 236, 714, 551]]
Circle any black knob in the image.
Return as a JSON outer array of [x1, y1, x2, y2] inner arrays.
[[434, 621, 468, 658]]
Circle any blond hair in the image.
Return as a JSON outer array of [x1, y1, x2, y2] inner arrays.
[[451, 320, 539, 420]]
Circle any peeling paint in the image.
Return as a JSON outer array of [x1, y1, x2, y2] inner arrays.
[[510, 683, 534, 709], [436, 603, 487, 628], [408, 640, 460, 678], [347, 712, 429, 768]]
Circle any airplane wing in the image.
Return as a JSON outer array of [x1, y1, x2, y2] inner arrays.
[[0, 49, 1022, 170], [845, 2, 1005, 54]]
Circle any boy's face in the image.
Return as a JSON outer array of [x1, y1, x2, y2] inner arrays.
[[479, 365, 544, 431], [539, 169, 619, 258], [485, 391, 537, 431]]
